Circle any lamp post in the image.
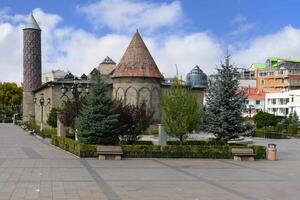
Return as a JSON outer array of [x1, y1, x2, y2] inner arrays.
[[60, 78, 90, 117], [60, 78, 90, 111], [34, 93, 51, 132]]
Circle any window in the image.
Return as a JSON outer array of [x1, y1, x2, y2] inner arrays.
[[285, 108, 289, 115], [279, 98, 284, 105], [245, 100, 249, 104], [272, 99, 276, 105], [286, 98, 289, 103], [256, 100, 260, 105], [261, 80, 265, 85]]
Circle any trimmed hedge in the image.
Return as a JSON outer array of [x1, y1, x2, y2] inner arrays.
[[122, 145, 266, 159], [24, 122, 57, 138], [264, 132, 287, 139], [51, 136, 266, 159], [51, 135, 97, 157], [119, 140, 153, 145]]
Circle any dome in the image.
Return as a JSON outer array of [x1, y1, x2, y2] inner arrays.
[[186, 66, 208, 88]]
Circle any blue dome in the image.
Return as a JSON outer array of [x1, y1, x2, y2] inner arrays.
[[186, 66, 208, 88]]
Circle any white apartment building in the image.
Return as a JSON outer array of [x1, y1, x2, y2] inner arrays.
[[243, 88, 265, 117], [265, 89, 300, 116]]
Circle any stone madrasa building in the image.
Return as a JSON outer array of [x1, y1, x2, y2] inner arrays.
[[22, 14, 207, 126]]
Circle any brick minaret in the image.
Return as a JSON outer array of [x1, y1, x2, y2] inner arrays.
[[22, 13, 42, 122]]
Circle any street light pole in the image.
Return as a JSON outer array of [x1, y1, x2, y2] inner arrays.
[[34, 93, 51, 133], [60, 78, 90, 116]]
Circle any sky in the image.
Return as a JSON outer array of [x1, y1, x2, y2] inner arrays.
[[1, 0, 300, 83]]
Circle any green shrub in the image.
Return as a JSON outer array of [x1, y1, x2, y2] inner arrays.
[[47, 108, 58, 128], [43, 128, 57, 138], [122, 144, 266, 159], [287, 124, 298, 135], [167, 140, 228, 146], [251, 145, 266, 159], [51, 135, 97, 157], [51, 136, 266, 159], [275, 123, 285, 133], [265, 132, 287, 139], [254, 128, 265, 137], [119, 140, 153, 145], [143, 130, 159, 135]]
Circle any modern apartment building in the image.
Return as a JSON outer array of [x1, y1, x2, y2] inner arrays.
[[265, 89, 300, 116], [255, 57, 300, 93]]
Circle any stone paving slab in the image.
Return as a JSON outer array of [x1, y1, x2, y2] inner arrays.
[[0, 124, 300, 200]]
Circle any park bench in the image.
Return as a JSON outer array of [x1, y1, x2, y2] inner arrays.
[[232, 148, 256, 161], [97, 146, 123, 160]]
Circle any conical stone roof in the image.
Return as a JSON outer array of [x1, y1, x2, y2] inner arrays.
[[112, 31, 163, 79], [24, 13, 41, 30]]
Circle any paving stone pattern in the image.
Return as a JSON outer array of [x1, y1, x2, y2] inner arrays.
[[0, 124, 300, 199]]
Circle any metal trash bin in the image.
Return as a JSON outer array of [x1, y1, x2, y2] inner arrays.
[[266, 144, 277, 161]]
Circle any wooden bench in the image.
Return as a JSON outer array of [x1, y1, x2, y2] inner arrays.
[[97, 146, 123, 160], [232, 148, 256, 161]]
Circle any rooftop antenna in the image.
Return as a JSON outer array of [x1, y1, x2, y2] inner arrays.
[[225, 47, 231, 66]]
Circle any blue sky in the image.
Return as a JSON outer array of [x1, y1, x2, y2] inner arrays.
[[1, 0, 300, 82], [2, 0, 299, 40]]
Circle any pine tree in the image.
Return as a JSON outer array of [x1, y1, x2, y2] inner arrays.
[[204, 57, 246, 141], [75, 77, 120, 144]]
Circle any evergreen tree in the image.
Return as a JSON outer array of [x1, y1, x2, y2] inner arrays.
[[288, 110, 299, 125], [161, 79, 201, 145], [75, 78, 120, 144], [204, 57, 246, 141], [47, 108, 58, 128]]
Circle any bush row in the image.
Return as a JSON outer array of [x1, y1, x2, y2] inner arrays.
[[122, 144, 266, 159], [119, 140, 153, 145], [166, 140, 247, 146], [51, 136, 266, 159], [51, 135, 97, 157], [24, 122, 57, 138]]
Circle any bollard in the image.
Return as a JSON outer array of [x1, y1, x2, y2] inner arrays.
[[158, 124, 167, 151]]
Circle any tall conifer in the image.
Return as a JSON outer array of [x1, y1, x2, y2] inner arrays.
[[75, 77, 120, 144], [204, 56, 246, 140]]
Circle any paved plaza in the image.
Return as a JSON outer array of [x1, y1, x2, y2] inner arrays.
[[0, 124, 300, 199]]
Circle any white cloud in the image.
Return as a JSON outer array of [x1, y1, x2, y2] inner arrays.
[[233, 25, 300, 67], [229, 14, 256, 36], [0, 7, 224, 83], [3, 5, 300, 84], [77, 0, 183, 33], [229, 22, 256, 36], [150, 33, 223, 77]]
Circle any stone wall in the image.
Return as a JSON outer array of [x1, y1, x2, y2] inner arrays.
[[34, 83, 113, 126], [112, 77, 162, 122]]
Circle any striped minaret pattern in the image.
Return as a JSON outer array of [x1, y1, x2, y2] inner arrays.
[[22, 13, 42, 122]]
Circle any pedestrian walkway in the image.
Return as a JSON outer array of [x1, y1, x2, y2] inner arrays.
[[0, 123, 300, 200]]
